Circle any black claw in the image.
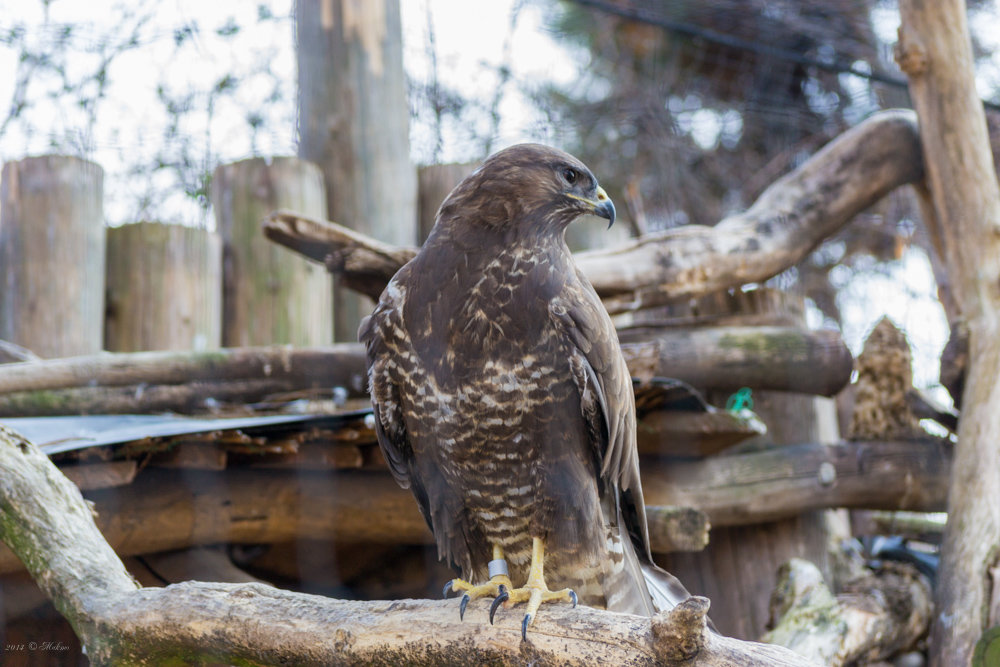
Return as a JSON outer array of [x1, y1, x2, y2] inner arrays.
[[442, 580, 454, 599], [569, 590, 578, 608], [489, 584, 509, 624], [521, 613, 532, 641], [459, 593, 471, 620]]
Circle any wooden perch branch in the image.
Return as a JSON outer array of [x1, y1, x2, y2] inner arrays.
[[264, 110, 922, 313], [0, 425, 819, 665]]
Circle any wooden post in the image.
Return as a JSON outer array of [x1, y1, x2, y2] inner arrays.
[[650, 289, 841, 640], [212, 157, 332, 347], [105, 222, 222, 352], [896, 2, 1000, 664], [0, 156, 105, 357], [296, 0, 417, 341]]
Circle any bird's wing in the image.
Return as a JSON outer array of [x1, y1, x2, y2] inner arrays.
[[550, 273, 693, 613], [358, 274, 417, 490], [548, 273, 645, 546]]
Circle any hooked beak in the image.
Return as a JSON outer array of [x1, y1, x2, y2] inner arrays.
[[593, 186, 616, 229], [568, 186, 617, 228]]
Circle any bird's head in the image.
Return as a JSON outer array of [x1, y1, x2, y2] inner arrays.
[[436, 143, 616, 237]]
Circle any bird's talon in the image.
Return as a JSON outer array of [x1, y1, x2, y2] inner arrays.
[[569, 590, 578, 608], [489, 584, 509, 624], [442, 580, 455, 598], [459, 593, 471, 620], [521, 613, 532, 641]]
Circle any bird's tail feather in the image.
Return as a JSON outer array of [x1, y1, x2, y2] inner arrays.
[[602, 528, 656, 615], [641, 561, 692, 613]]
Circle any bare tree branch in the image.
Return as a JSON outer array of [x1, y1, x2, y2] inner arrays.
[[264, 110, 923, 314], [0, 425, 820, 665]]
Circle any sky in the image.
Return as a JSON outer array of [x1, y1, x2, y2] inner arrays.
[[0, 0, 968, 391]]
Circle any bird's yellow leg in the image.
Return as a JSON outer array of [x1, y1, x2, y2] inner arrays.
[[500, 537, 577, 639], [444, 544, 514, 621]]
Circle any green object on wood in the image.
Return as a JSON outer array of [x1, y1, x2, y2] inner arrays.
[[974, 626, 1000, 667]]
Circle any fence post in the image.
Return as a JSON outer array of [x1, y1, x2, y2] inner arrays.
[[105, 222, 222, 352], [0, 155, 105, 357], [212, 156, 332, 347]]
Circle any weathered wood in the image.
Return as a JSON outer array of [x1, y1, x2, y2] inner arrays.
[[0, 339, 39, 364], [646, 506, 710, 554], [620, 326, 853, 396], [636, 409, 765, 458], [763, 558, 931, 666], [940, 319, 968, 408], [0, 438, 949, 576], [0, 378, 322, 416], [0, 345, 367, 396], [61, 461, 138, 491], [642, 439, 950, 528], [264, 210, 416, 300], [897, 2, 1000, 663], [0, 426, 819, 666], [296, 0, 416, 342], [0, 156, 105, 357], [851, 510, 946, 544], [137, 546, 266, 585], [266, 110, 923, 313], [105, 222, 222, 352], [212, 157, 332, 347]]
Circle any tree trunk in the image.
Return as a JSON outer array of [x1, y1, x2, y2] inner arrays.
[[212, 157, 332, 347], [296, 0, 416, 341], [0, 156, 105, 357], [105, 222, 222, 352], [896, 2, 1000, 664]]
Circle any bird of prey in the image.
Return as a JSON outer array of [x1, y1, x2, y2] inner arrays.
[[359, 143, 690, 637]]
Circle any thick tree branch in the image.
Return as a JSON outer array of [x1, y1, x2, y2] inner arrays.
[[263, 110, 923, 313], [0, 425, 818, 665], [897, 2, 1000, 664]]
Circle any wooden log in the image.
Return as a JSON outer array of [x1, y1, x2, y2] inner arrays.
[[641, 439, 950, 528], [264, 110, 923, 313], [897, 2, 1000, 663], [0, 345, 367, 396], [763, 558, 931, 666], [0, 424, 822, 665], [0, 378, 321, 417], [60, 461, 137, 491], [0, 339, 39, 364], [0, 438, 949, 575], [636, 409, 765, 458], [212, 157, 332, 347], [296, 0, 416, 342], [620, 326, 853, 396], [646, 506, 710, 553], [105, 222, 222, 352], [0, 155, 105, 357]]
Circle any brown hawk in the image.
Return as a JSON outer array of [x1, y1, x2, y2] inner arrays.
[[359, 143, 690, 637]]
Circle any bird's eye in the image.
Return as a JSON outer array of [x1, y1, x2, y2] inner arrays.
[[562, 168, 578, 184]]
